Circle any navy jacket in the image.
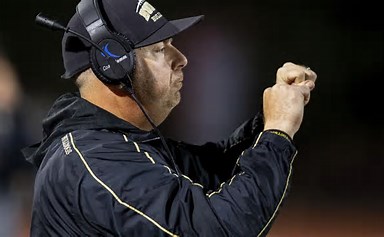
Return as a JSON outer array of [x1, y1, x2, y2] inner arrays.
[[23, 92, 297, 237]]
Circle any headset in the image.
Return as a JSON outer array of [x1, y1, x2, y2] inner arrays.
[[36, 0, 135, 87], [76, 0, 135, 87], [36, 0, 135, 88]]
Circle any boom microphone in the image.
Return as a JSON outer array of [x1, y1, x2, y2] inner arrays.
[[35, 13, 127, 79], [35, 13, 66, 31], [35, 13, 105, 56]]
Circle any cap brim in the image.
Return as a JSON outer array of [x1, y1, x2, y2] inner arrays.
[[135, 15, 204, 48]]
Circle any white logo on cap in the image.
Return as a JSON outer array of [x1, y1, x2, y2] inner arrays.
[[136, 0, 162, 22]]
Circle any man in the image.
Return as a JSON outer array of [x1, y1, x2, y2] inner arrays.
[[24, 0, 317, 236]]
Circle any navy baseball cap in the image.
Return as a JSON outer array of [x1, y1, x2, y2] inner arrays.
[[61, 0, 204, 79]]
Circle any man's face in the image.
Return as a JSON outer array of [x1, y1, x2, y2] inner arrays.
[[132, 38, 188, 122]]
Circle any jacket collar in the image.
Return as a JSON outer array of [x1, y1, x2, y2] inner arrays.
[[23, 92, 158, 167]]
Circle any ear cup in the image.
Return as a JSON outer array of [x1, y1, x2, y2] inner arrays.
[[89, 35, 134, 85], [114, 32, 136, 78]]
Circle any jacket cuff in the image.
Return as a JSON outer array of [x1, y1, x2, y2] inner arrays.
[[253, 130, 297, 157], [263, 129, 293, 144]]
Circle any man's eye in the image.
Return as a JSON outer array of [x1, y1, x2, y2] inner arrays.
[[155, 48, 165, 53]]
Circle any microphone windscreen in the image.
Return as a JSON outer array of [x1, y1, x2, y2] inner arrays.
[[35, 13, 66, 31]]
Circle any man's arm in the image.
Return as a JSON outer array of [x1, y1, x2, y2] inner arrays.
[[167, 112, 264, 191], [77, 62, 316, 236], [167, 62, 317, 189]]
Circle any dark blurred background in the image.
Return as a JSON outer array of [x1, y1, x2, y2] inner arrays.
[[0, 0, 383, 236]]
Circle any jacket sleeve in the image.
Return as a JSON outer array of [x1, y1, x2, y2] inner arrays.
[[76, 130, 297, 237], [169, 112, 264, 190]]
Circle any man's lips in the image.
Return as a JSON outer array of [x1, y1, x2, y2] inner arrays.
[[175, 80, 183, 90]]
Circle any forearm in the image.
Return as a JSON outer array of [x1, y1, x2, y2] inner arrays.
[[205, 131, 296, 236], [170, 112, 265, 188]]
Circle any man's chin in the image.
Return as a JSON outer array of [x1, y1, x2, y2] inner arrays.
[[167, 94, 181, 110]]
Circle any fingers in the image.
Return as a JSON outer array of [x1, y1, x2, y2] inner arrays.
[[296, 81, 312, 105], [303, 79, 315, 91], [305, 67, 317, 84], [276, 65, 306, 84], [276, 62, 317, 85]]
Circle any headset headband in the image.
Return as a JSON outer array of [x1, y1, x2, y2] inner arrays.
[[77, 0, 110, 43]]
